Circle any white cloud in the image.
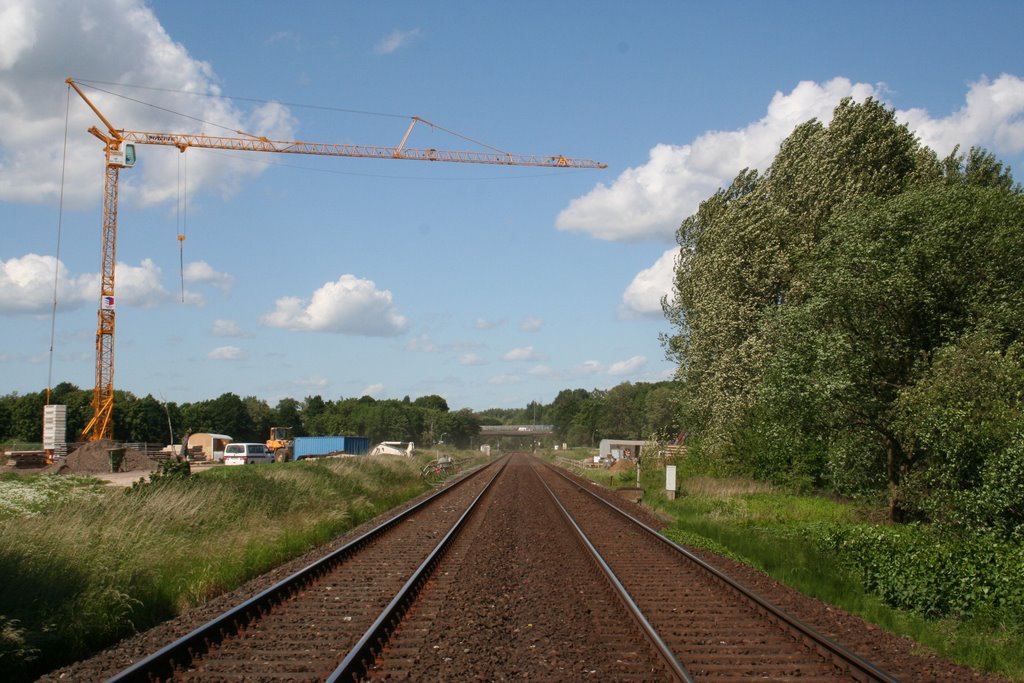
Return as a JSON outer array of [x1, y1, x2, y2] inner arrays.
[[575, 360, 604, 375], [0, 1, 36, 70], [265, 31, 300, 48], [208, 345, 244, 360], [117, 258, 198, 308], [527, 364, 556, 377], [898, 73, 1024, 157], [557, 78, 879, 243], [406, 334, 440, 352], [407, 335, 485, 356], [0, 253, 200, 313], [374, 28, 422, 55], [262, 274, 408, 336], [503, 345, 542, 362], [211, 319, 246, 337], [474, 318, 504, 330], [362, 383, 385, 398], [0, 253, 91, 314], [594, 75, 1024, 319], [0, 0, 297, 209], [608, 355, 647, 375], [184, 261, 233, 290], [293, 375, 328, 390], [488, 374, 520, 385], [619, 248, 679, 320], [519, 316, 544, 332]]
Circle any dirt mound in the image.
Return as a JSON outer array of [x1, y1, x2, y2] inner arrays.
[[610, 458, 635, 473], [44, 440, 158, 475]]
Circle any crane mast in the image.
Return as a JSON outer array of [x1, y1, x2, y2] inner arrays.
[[65, 78, 605, 441]]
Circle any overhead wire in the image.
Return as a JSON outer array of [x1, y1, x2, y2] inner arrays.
[[71, 77, 411, 120], [74, 81, 246, 136], [47, 84, 72, 405]]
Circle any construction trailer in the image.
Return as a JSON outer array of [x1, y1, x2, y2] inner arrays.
[[185, 433, 232, 461]]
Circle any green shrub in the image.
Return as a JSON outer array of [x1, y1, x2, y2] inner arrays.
[[893, 335, 1024, 535], [819, 524, 1024, 620]]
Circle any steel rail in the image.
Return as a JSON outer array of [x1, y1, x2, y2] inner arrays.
[[532, 468, 694, 683], [106, 457, 504, 683], [542, 462, 901, 683], [327, 458, 509, 682]]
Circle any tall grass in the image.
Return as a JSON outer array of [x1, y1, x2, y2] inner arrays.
[[0, 453, 475, 682], [558, 452, 1024, 679], [622, 458, 1024, 681]]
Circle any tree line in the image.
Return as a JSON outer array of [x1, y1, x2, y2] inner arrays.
[[663, 97, 1024, 533], [0, 380, 680, 450]]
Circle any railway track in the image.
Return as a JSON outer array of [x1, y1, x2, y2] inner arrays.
[[366, 451, 679, 681], [107, 456, 509, 682], [532, 461, 899, 682], [102, 452, 899, 682]]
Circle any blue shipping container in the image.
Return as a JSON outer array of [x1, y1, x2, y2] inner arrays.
[[346, 436, 370, 455], [294, 436, 370, 459]]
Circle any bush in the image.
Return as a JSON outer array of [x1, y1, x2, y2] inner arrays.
[[819, 523, 1024, 620], [892, 335, 1024, 534]]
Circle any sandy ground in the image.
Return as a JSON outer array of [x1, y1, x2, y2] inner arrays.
[[0, 464, 150, 486], [91, 471, 151, 487]]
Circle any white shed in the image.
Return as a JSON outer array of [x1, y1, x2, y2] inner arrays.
[[598, 438, 648, 461]]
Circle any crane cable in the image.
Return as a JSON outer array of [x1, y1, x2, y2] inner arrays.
[[69, 80, 589, 181], [72, 80, 514, 159], [47, 84, 72, 405], [177, 152, 187, 302]]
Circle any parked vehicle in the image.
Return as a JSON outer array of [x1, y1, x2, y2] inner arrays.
[[223, 442, 274, 466], [266, 426, 294, 462], [369, 441, 415, 457]]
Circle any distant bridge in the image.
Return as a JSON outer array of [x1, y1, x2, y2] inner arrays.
[[479, 425, 555, 437]]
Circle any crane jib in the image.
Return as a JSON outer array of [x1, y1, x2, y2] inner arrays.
[[66, 76, 604, 441], [122, 131, 606, 168]]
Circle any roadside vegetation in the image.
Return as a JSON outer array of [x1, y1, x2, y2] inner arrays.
[[0, 453, 484, 682], [660, 98, 1024, 530], [2, 96, 1020, 681], [0, 391, 484, 454], [620, 98, 1023, 677], [566, 450, 1024, 681]]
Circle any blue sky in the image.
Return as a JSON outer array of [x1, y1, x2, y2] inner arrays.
[[2, 0, 1024, 411]]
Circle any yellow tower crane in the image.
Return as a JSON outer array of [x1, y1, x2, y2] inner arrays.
[[65, 78, 605, 441]]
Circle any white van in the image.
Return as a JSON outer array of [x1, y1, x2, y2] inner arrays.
[[223, 443, 274, 466]]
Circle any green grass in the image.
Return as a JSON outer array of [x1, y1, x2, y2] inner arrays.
[[0, 451, 486, 682], [564, 453, 1024, 681], [0, 473, 109, 518]]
